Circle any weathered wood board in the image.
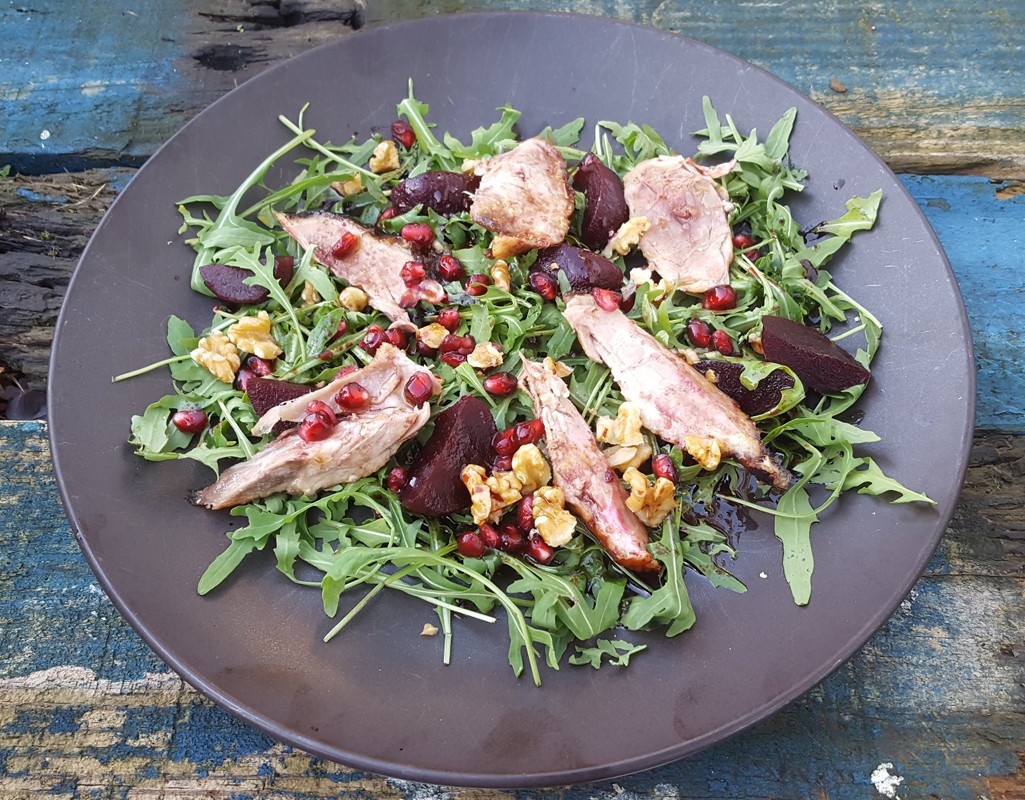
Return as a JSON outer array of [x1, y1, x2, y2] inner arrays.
[[1, 421, 1022, 797]]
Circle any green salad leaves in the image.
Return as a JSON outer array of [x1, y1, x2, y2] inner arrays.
[[124, 83, 930, 683]]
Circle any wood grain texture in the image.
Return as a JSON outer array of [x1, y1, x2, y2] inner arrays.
[[3, 170, 1022, 431], [1, 421, 1023, 797], [2, 1, 1023, 177]]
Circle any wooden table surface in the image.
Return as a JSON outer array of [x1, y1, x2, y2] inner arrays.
[[2, 2, 1023, 797]]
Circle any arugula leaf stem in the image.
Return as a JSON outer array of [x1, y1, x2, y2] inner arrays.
[[112, 354, 190, 383]]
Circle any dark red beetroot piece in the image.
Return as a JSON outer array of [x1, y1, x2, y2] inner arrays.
[[693, 361, 796, 417], [389, 171, 480, 216], [245, 376, 313, 418], [399, 396, 498, 517], [530, 244, 624, 295], [760, 315, 871, 393], [200, 264, 270, 306], [573, 153, 630, 251]]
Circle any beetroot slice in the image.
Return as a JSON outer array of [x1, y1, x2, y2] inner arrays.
[[399, 396, 497, 517], [693, 361, 796, 417], [761, 315, 871, 393], [200, 264, 270, 306], [245, 376, 313, 418], [531, 243, 624, 294]]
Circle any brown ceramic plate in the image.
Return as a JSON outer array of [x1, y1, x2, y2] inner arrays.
[[49, 12, 974, 788]]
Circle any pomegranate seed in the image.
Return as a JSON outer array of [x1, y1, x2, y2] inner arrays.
[[235, 367, 257, 392], [336, 365, 359, 379], [526, 534, 555, 565], [298, 412, 333, 443], [335, 382, 372, 411], [652, 454, 679, 483], [619, 293, 636, 313], [513, 418, 545, 446], [478, 523, 501, 550], [391, 119, 416, 149], [529, 271, 557, 301], [483, 372, 518, 397], [273, 255, 295, 285], [440, 351, 467, 367], [416, 340, 438, 358], [401, 223, 435, 248], [732, 232, 756, 250], [493, 455, 513, 471], [687, 319, 713, 348], [171, 409, 207, 434], [466, 274, 491, 297], [306, 400, 337, 426], [333, 319, 349, 340], [439, 334, 475, 354], [246, 356, 274, 377], [702, 285, 738, 311], [492, 429, 518, 457], [437, 308, 461, 332], [400, 260, 427, 287], [384, 328, 409, 349], [456, 531, 485, 558], [592, 287, 621, 312], [360, 324, 385, 355], [711, 329, 735, 355], [403, 372, 436, 407], [386, 466, 408, 493], [437, 254, 465, 282], [499, 525, 526, 555], [516, 495, 535, 533], [377, 206, 398, 225], [331, 231, 359, 259]]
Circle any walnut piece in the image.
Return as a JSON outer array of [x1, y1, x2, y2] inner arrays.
[[603, 442, 653, 472], [511, 444, 551, 495], [684, 436, 722, 471], [491, 259, 511, 292], [331, 173, 363, 196], [603, 216, 651, 257], [542, 356, 572, 378], [339, 286, 369, 312], [467, 342, 503, 370], [417, 323, 449, 350], [532, 486, 577, 547], [595, 402, 644, 446], [301, 280, 321, 308], [623, 467, 678, 527], [227, 311, 282, 359], [191, 331, 241, 383], [369, 140, 399, 173], [461, 464, 523, 525]]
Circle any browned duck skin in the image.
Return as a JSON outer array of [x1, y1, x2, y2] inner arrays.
[[562, 294, 792, 490], [519, 357, 660, 574], [469, 137, 574, 259], [622, 156, 735, 293], [276, 211, 431, 331], [194, 344, 439, 509]]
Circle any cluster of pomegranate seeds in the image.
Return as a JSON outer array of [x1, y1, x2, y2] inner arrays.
[[687, 319, 713, 348], [298, 400, 339, 443], [591, 287, 621, 312], [403, 372, 435, 407], [437, 254, 465, 282], [360, 324, 385, 354], [652, 453, 679, 483], [386, 466, 408, 493], [465, 273, 491, 297], [439, 334, 475, 355], [171, 409, 208, 434], [437, 307, 461, 331], [331, 231, 359, 259], [390, 119, 416, 149], [529, 272, 557, 301], [492, 429, 518, 457], [400, 260, 427, 287], [483, 372, 517, 397], [335, 381, 371, 411], [401, 223, 434, 249], [711, 329, 735, 355], [702, 284, 738, 311]]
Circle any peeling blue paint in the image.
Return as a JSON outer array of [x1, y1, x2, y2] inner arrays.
[[16, 187, 67, 203]]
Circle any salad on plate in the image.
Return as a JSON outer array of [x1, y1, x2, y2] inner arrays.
[[123, 82, 931, 684]]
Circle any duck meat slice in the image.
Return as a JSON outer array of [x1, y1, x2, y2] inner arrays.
[[623, 156, 735, 293], [563, 294, 792, 490], [194, 344, 439, 509], [519, 357, 660, 574], [276, 211, 418, 330], [469, 137, 574, 259]]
